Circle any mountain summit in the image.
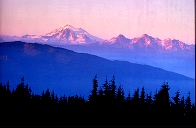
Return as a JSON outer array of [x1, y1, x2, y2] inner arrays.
[[19, 24, 103, 44], [44, 24, 104, 44], [0, 24, 194, 52], [100, 34, 132, 48], [101, 34, 194, 52]]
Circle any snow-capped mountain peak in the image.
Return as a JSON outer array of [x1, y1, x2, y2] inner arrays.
[[16, 24, 104, 44], [61, 24, 88, 34], [100, 34, 194, 52], [109, 34, 131, 44], [45, 24, 85, 36], [161, 38, 193, 51], [1, 24, 194, 52], [141, 34, 150, 38], [43, 24, 103, 44], [60, 24, 75, 29]]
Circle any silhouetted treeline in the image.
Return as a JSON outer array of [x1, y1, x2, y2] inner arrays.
[[0, 76, 195, 126]]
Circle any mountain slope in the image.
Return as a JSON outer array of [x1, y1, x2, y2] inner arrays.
[[0, 24, 194, 78], [100, 34, 194, 52], [20, 25, 103, 44], [1, 24, 194, 52], [0, 41, 194, 101]]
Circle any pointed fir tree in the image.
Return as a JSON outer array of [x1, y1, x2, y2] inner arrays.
[[98, 86, 104, 97], [116, 85, 125, 104], [109, 75, 116, 100], [171, 90, 183, 123], [185, 91, 191, 115], [132, 88, 139, 106], [125, 91, 132, 113], [126, 91, 131, 103], [89, 74, 98, 103], [156, 82, 170, 108], [102, 76, 109, 96], [6, 80, 10, 94], [146, 92, 153, 106], [102, 76, 109, 106], [172, 90, 180, 106], [180, 96, 185, 114], [140, 87, 145, 105]]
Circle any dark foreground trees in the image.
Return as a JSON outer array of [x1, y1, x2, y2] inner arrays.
[[0, 76, 195, 126]]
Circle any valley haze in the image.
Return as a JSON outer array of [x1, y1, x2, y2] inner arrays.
[[0, 25, 194, 101], [0, 40, 195, 102], [1, 24, 195, 79]]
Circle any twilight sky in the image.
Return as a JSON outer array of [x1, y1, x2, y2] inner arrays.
[[0, 0, 195, 44]]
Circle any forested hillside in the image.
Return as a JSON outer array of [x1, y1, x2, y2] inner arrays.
[[1, 76, 195, 126]]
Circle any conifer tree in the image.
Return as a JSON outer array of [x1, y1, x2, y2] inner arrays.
[[180, 96, 185, 116], [102, 76, 109, 96], [102, 76, 109, 106], [126, 91, 131, 103], [185, 92, 191, 115], [98, 86, 104, 97], [13, 77, 27, 106], [156, 82, 170, 108], [172, 90, 180, 106], [109, 75, 116, 100], [180, 96, 185, 109], [125, 91, 132, 115], [171, 90, 182, 124], [140, 87, 145, 105], [97, 86, 104, 106], [6, 80, 10, 94], [132, 88, 139, 106], [154, 82, 171, 124], [89, 74, 98, 103], [146, 92, 153, 106], [116, 85, 125, 104]]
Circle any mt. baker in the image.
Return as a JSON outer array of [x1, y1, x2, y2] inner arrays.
[[20, 25, 103, 44]]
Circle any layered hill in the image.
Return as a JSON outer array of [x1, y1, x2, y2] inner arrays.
[[0, 24, 195, 78], [0, 41, 194, 101]]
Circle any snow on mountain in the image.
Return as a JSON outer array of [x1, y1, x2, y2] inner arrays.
[[0, 24, 194, 52], [101, 34, 194, 52], [22, 35, 41, 39], [41, 24, 103, 44], [161, 38, 194, 51], [100, 34, 132, 48], [129, 34, 161, 51], [110, 34, 131, 45], [11, 24, 103, 45]]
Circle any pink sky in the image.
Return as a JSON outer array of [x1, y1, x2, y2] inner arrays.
[[0, 0, 195, 44]]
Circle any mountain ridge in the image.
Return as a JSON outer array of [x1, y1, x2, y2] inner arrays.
[[0, 41, 194, 101], [0, 24, 194, 78], [0, 24, 194, 52], [99, 33, 194, 52], [22, 24, 104, 44]]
